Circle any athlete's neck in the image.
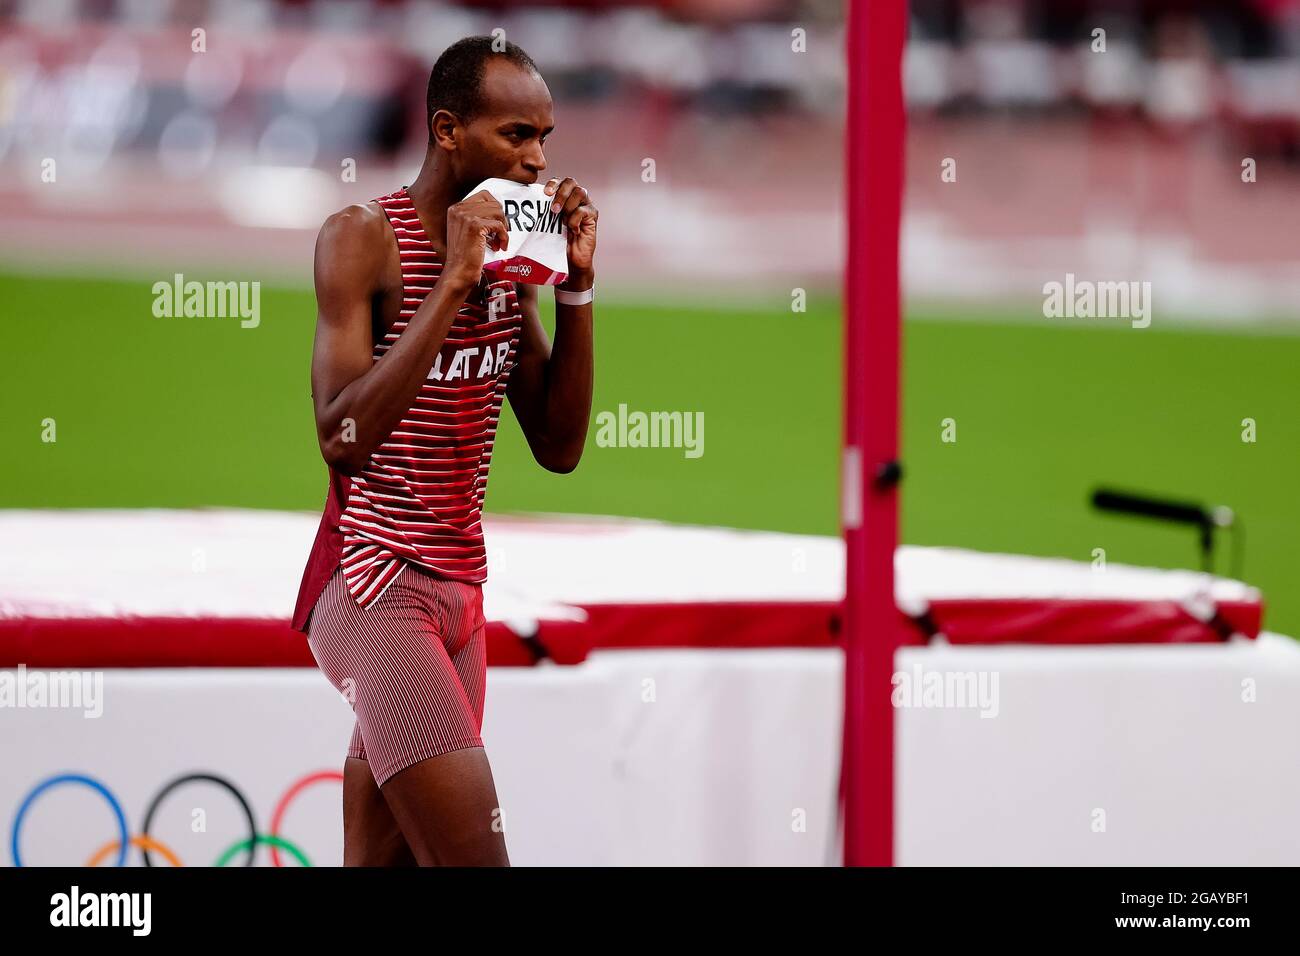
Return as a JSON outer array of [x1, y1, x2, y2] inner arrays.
[[407, 151, 472, 247]]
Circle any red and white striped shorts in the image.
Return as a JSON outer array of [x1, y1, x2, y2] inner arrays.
[[305, 562, 487, 787]]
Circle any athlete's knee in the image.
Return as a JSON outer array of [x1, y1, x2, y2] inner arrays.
[[433, 826, 509, 867], [430, 796, 509, 866], [379, 750, 509, 866], [345, 830, 418, 867], [342, 757, 414, 866]]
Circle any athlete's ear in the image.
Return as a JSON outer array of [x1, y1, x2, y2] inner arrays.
[[430, 109, 461, 151]]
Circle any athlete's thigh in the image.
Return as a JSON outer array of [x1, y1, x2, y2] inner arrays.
[[310, 566, 483, 788], [377, 576, 501, 864], [379, 746, 508, 866], [436, 579, 488, 730], [447, 608, 487, 729]]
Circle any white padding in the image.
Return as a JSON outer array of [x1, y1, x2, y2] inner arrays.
[[0, 509, 1260, 622], [5, 636, 1299, 865]]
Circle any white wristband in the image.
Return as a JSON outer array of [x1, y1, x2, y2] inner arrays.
[[554, 285, 594, 306]]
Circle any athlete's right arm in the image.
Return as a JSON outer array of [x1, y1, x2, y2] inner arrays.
[[309, 196, 508, 476]]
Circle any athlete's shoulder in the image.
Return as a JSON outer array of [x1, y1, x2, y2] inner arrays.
[[314, 200, 395, 278], [318, 200, 389, 247]]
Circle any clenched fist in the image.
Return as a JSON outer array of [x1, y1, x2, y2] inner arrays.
[[543, 177, 598, 287], [442, 190, 509, 291]]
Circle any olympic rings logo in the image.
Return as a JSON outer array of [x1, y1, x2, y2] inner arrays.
[[10, 770, 342, 867]]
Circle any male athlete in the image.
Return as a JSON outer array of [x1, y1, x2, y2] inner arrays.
[[289, 37, 596, 867]]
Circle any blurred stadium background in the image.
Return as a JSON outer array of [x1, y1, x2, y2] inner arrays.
[[4, 0, 1297, 633], [1, 0, 1298, 866]]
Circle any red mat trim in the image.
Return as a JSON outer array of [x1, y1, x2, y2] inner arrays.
[[0, 597, 1262, 668]]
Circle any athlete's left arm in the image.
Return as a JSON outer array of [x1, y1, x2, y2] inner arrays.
[[506, 177, 597, 474]]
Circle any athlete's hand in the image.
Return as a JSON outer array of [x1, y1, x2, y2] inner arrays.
[[443, 190, 509, 291], [544, 177, 598, 287]]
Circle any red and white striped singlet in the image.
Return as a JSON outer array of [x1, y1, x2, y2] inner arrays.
[[291, 186, 523, 630]]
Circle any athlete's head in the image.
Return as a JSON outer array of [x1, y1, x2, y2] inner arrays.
[[426, 37, 552, 189]]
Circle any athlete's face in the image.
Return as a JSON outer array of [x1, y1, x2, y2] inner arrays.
[[444, 60, 553, 188]]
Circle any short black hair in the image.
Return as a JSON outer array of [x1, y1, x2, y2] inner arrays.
[[426, 36, 539, 145]]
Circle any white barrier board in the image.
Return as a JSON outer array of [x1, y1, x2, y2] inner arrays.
[[4, 636, 1298, 866]]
